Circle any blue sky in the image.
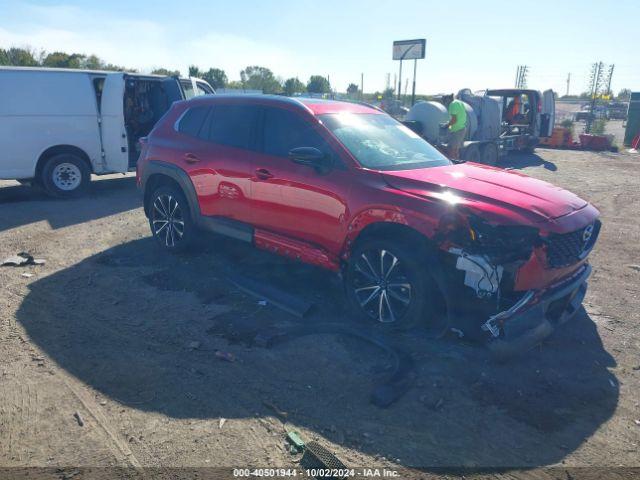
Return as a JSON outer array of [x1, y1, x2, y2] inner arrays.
[[1, 0, 638, 94]]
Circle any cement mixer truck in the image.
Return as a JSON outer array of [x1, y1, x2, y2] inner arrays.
[[404, 88, 556, 165]]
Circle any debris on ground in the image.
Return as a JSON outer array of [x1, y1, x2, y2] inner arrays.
[[286, 431, 306, 453], [627, 265, 640, 272], [2, 252, 45, 267], [263, 400, 288, 419], [73, 411, 85, 427], [300, 440, 348, 473], [214, 350, 235, 362], [218, 418, 226, 429], [21, 272, 33, 278]]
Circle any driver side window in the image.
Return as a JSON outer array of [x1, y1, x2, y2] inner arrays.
[[262, 107, 330, 158]]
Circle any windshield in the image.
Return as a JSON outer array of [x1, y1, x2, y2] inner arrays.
[[319, 112, 450, 170]]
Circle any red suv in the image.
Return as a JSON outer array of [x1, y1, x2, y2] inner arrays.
[[137, 95, 600, 357]]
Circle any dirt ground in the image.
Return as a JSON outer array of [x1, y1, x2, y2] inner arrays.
[[1, 149, 639, 479]]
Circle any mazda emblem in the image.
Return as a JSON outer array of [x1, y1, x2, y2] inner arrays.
[[582, 224, 594, 244]]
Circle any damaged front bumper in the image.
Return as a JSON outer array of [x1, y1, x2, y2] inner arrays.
[[484, 264, 591, 360]]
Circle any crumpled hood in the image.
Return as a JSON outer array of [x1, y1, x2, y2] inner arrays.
[[382, 162, 588, 222]]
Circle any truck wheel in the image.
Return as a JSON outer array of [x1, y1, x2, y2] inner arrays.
[[481, 143, 499, 166], [41, 154, 91, 198], [462, 144, 481, 163], [148, 185, 195, 253], [344, 238, 436, 330]]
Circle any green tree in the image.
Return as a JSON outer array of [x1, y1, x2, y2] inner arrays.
[[42, 51, 84, 68], [188, 65, 203, 78], [240, 65, 282, 93], [283, 77, 305, 96], [346, 83, 360, 97], [82, 55, 103, 70], [0, 49, 9, 65], [202, 68, 227, 90], [306, 75, 331, 94], [151, 68, 180, 76], [382, 87, 395, 99], [4, 47, 38, 66], [617, 88, 631, 101], [226, 80, 244, 90]]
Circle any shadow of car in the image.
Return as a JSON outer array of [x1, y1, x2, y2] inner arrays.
[[15, 234, 619, 470]]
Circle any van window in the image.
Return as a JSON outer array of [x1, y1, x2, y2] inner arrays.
[[203, 104, 259, 149], [262, 107, 329, 157], [178, 106, 209, 137], [92, 77, 105, 113]]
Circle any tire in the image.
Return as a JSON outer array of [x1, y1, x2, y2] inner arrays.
[[147, 185, 195, 253], [462, 144, 481, 163], [480, 143, 499, 166], [344, 237, 436, 330], [41, 154, 91, 197]]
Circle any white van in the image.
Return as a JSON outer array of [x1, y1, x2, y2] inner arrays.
[[0, 67, 213, 196]]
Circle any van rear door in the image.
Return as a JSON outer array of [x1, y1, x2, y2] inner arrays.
[[540, 89, 556, 137], [100, 73, 128, 173]]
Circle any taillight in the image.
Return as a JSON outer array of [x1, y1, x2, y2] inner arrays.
[[537, 102, 542, 113]]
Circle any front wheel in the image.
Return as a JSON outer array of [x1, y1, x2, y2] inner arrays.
[[148, 185, 195, 253], [344, 238, 435, 330]]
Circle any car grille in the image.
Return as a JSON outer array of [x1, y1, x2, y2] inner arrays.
[[545, 220, 601, 268]]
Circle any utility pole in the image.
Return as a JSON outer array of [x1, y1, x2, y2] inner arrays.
[[411, 59, 417, 106], [360, 73, 364, 100], [604, 64, 615, 97], [566, 73, 571, 97], [397, 60, 403, 101], [515, 65, 528, 88], [586, 61, 604, 133]]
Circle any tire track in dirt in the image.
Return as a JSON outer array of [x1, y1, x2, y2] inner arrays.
[[61, 377, 142, 468]]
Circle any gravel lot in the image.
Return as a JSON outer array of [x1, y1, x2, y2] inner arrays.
[[1, 149, 639, 478]]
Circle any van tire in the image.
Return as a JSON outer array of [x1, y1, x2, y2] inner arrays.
[[41, 154, 91, 198]]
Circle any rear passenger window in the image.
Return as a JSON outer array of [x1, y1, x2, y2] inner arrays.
[[263, 107, 329, 157], [178, 106, 209, 137], [203, 104, 259, 150]]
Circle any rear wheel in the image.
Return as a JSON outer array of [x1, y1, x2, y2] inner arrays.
[[480, 143, 499, 166], [41, 154, 91, 197], [148, 185, 195, 253], [462, 144, 481, 163], [345, 238, 435, 330]]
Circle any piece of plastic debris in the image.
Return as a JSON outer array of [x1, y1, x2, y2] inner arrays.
[[73, 411, 85, 427], [214, 350, 235, 362], [258, 300, 268, 306], [286, 431, 305, 453], [188, 341, 201, 350], [634, 419, 640, 426], [2, 252, 45, 267], [21, 272, 33, 278], [609, 379, 617, 388], [219, 418, 226, 429]]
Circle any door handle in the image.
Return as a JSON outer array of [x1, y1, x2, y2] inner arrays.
[[255, 168, 274, 180], [184, 153, 200, 164]]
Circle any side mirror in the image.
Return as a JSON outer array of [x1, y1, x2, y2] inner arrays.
[[288, 147, 332, 173]]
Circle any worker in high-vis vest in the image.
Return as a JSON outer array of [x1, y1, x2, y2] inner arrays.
[[442, 94, 468, 160]]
